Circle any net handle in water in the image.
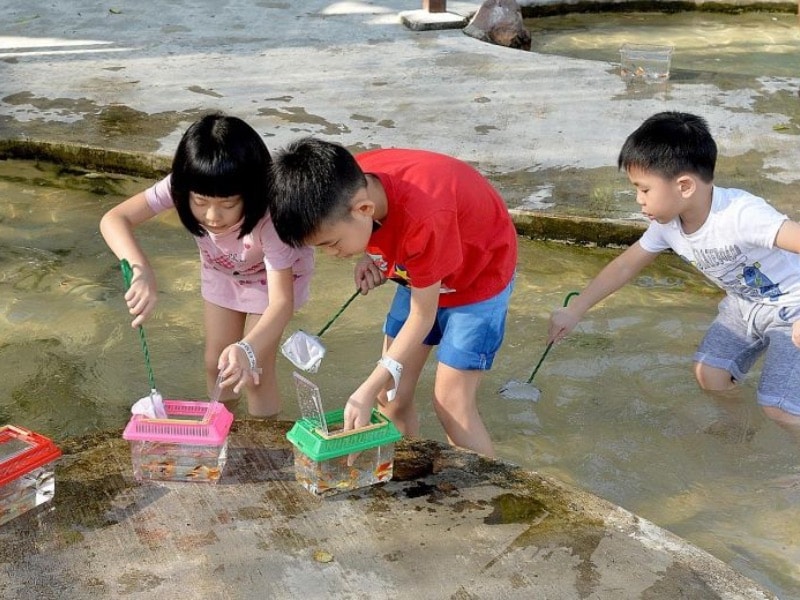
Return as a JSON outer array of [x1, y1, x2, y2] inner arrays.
[[524, 290, 580, 385]]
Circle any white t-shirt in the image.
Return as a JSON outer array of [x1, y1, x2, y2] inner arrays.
[[639, 186, 800, 306]]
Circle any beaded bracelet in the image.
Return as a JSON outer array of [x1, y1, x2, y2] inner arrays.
[[234, 340, 258, 371]]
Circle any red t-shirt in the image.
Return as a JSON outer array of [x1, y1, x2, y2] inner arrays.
[[357, 148, 517, 308]]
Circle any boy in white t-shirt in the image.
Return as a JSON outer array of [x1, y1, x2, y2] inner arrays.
[[549, 111, 800, 426]]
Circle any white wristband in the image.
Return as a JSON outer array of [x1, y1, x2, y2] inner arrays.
[[234, 340, 258, 371], [377, 356, 403, 402]]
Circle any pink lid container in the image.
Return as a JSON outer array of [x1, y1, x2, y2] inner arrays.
[[123, 400, 233, 445]]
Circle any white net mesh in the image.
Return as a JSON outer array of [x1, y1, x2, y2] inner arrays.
[[281, 331, 326, 373]]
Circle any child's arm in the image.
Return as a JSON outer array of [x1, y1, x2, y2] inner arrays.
[[773, 220, 800, 348], [217, 267, 296, 393], [774, 220, 800, 254], [344, 282, 440, 430], [99, 191, 159, 327], [548, 241, 659, 343]]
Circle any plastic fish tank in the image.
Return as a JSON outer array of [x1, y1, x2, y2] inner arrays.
[[287, 408, 402, 496], [619, 43, 673, 81], [0, 425, 62, 526], [122, 400, 233, 483]]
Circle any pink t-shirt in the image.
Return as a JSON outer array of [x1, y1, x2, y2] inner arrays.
[[145, 175, 314, 314]]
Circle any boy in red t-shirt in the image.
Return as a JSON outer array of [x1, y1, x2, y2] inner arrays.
[[270, 138, 518, 456]]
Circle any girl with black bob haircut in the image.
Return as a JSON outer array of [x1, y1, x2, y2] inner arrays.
[[171, 114, 270, 238], [101, 112, 314, 417]]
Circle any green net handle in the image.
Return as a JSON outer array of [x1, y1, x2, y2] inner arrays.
[[120, 259, 157, 391]]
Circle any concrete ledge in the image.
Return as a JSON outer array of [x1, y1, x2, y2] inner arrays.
[[0, 139, 645, 247], [0, 139, 171, 180], [510, 208, 647, 247], [400, 9, 469, 30]]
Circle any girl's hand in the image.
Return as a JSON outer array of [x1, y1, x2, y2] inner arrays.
[[218, 343, 261, 394], [548, 307, 581, 344], [125, 265, 158, 328], [354, 255, 386, 294]]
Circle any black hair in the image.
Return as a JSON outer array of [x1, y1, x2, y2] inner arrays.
[[170, 113, 270, 238], [270, 137, 367, 248], [617, 111, 717, 183]]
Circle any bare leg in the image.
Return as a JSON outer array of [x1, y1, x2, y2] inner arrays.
[[204, 302, 281, 417], [694, 362, 736, 391], [699, 387, 759, 443], [204, 301, 246, 411], [694, 362, 760, 442], [432, 363, 494, 457], [695, 361, 800, 441], [242, 313, 282, 418], [377, 335, 432, 437], [761, 406, 800, 448]]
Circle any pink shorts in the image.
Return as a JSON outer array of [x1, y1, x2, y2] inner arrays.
[[200, 265, 311, 314]]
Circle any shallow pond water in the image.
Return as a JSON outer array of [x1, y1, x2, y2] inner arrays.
[[1, 159, 799, 597], [525, 11, 800, 79]]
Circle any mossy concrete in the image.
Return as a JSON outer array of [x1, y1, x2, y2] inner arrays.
[[0, 140, 170, 180]]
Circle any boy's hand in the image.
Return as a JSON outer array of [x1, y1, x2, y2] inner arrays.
[[548, 307, 581, 344], [354, 255, 387, 294], [792, 321, 800, 349], [343, 388, 375, 432], [343, 390, 375, 466], [125, 266, 157, 328]]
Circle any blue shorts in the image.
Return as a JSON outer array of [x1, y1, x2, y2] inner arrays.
[[383, 279, 514, 371], [694, 294, 800, 415]]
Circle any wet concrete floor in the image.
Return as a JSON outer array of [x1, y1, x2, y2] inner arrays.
[[0, 420, 776, 599]]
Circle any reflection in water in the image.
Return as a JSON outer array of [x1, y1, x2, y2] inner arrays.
[[0, 159, 798, 596]]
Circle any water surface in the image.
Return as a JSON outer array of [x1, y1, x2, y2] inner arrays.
[[526, 11, 800, 79], [1, 159, 798, 597]]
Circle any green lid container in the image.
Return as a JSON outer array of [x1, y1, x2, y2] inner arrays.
[[287, 408, 402, 462]]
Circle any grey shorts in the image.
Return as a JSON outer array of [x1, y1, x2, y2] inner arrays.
[[694, 295, 800, 415]]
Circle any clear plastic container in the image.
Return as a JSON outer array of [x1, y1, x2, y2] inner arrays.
[[287, 408, 402, 496], [123, 400, 233, 484], [128, 440, 228, 483], [619, 43, 673, 81], [0, 425, 61, 526]]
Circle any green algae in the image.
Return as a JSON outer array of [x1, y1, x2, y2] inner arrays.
[[0, 94, 201, 155], [257, 106, 352, 136], [485, 492, 549, 525], [753, 90, 800, 136]]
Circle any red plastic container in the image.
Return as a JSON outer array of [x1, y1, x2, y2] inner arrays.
[[0, 425, 62, 526]]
